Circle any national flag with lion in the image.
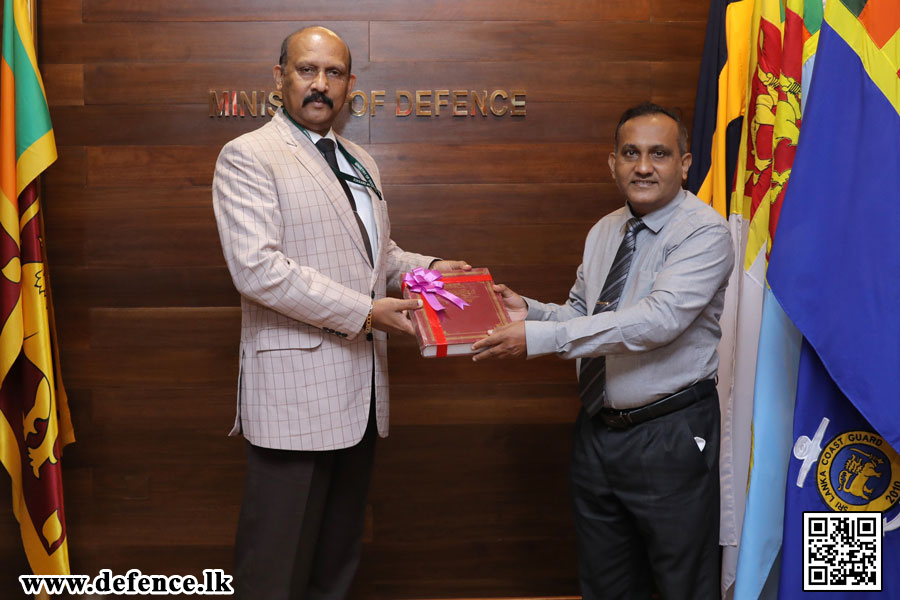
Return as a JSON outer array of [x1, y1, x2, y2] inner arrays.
[[689, 0, 819, 594], [1, 0, 74, 578]]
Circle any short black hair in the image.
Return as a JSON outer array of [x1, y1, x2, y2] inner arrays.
[[278, 27, 353, 75], [614, 102, 688, 155]]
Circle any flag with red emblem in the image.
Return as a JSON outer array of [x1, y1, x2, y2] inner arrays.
[[1, 0, 74, 577]]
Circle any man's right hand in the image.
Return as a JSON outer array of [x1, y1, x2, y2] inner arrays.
[[370, 297, 423, 336], [493, 284, 527, 322]]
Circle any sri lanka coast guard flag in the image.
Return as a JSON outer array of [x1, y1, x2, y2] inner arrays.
[[767, 0, 900, 595], [1, 0, 74, 577]]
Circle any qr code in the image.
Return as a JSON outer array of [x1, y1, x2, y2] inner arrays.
[[803, 512, 882, 591]]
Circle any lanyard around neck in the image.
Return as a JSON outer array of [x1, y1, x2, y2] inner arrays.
[[281, 108, 383, 201]]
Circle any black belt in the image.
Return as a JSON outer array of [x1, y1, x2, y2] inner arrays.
[[596, 379, 716, 429]]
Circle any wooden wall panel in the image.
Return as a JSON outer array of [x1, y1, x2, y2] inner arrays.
[[43, 146, 86, 186], [369, 143, 609, 184], [392, 224, 590, 268], [383, 184, 619, 225], [369, 21, 705, 62], [40, 63, 84, 105], [389, 381, 581, 426], [368, 103, 616, 144], [0, 1, 709, 597], [47, 266, 239, 308], [49, 106, 278, 147], [651, 60, 704, 107], [85, 60, 648, 105], [85, 63, 276, 104], [355, 61, 651, 105], [40, 22, 370, 63], [43, 188, 223, 267], [50, 106, 367, 147], [651, 0, 710, 22], [354, 424, 577, 599], [388, 348, 576, 388], [84, 146, 218, 186], [39, 0, 82, 25], [84, 0, 651, 22]]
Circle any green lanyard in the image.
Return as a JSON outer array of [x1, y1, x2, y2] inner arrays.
[[281, 108, 383, 201]]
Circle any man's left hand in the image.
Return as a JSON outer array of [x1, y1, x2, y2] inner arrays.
[[471, 322, 526, 361], [431, 260, 471, 273]]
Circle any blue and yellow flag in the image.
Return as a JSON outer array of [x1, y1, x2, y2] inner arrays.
[[1, 0, 73, 577], [687, 0, 753, 218], [768, 0, 900, 594]]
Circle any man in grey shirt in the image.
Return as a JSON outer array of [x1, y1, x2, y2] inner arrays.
[[473, 103, 734, 599]]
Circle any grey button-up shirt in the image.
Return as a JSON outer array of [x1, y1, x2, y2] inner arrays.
[[524, 190, 734, 410]]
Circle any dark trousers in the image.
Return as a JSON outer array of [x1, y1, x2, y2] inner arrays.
[[570, 389, 721, 600], [233, 403, 377, 600]]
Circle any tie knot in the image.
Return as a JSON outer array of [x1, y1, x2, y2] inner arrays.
[[315, 137, 336, 155], [626, 218, 646, 235]]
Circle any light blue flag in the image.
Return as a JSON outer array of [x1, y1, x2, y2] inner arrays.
[[733, 288, 801, 599]]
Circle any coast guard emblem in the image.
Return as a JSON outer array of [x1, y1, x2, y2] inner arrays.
[[816, 431, 900, 512]]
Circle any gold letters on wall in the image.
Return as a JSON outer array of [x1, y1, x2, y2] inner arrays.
[[208, 90, 526, 118], [209, 91, 284, 117]]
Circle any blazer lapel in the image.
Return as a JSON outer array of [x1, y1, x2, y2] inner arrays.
[[273, 113, 372, 267]]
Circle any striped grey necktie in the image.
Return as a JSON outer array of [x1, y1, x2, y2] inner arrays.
[[578, 217, 647, 416]]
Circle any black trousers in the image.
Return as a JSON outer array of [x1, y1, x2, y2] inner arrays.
[[570, 389, 721, 600], [233, 401, 377, 600]]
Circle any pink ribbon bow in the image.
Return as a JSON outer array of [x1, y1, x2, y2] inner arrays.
[[403, 268, 469, 313]]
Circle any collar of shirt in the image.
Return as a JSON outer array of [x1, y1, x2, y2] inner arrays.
[[625, 189, 686, 235], [279, 108, 335, 147], [306, 128, 361, 184], [293, 125, 354, 179], [301, 127, 337, 146]]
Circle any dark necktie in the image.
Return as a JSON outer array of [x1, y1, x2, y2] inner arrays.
[[578, 217, 647, 416], [315, 138, 374, 264]]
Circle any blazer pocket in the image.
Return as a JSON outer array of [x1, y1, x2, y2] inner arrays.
[[255, 326, 324, 352]]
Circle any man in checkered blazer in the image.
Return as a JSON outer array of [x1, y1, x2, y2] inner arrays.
[[213, 26, 469, 599]]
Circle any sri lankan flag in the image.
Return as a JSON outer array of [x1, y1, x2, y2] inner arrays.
[[767, 0, 900, 594], [698, 0, 780, 594], [732, 0, 824, 597], [1, 0, 74, 577]]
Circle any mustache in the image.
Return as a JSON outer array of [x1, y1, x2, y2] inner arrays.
[[302, 92, 334, 108]]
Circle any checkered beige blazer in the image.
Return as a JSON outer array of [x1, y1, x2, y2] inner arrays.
[[213, 110, 432, 451]]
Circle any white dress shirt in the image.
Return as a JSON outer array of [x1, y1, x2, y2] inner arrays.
[[306, 129, 379, 260]]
